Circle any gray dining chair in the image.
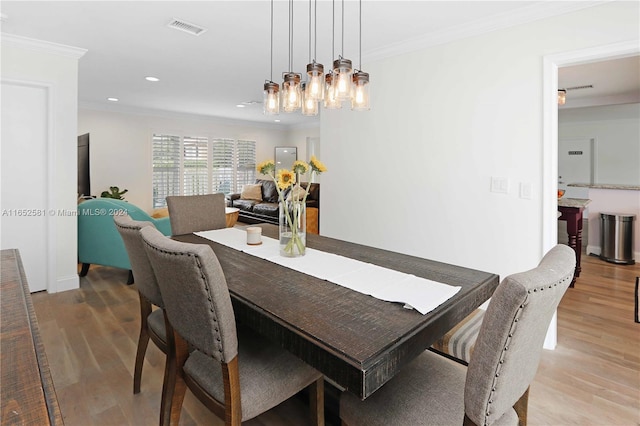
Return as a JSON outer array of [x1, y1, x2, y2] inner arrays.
[[340, 244, 575, 426], [113, 215, 167, 395], [140, 226, 324, 426], [165, 193, 226, 235]]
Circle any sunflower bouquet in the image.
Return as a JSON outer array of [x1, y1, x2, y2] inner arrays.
[[257, 156, 327, 256]]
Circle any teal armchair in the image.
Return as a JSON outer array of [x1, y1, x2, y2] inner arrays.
[[78, 198, 171, 283]]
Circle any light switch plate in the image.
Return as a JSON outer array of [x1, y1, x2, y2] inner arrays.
[[491, 176, 509, 194], [520, 182, 532, 199]]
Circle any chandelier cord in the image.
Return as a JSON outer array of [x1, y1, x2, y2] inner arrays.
[[358, 0, 362, 71], [331, 0, 335, 62], [308, 0, 312, 64], [270, 0, 274, 82], [289, 0, 294, 72], [341, 0, 345, 58], [314, 0, 318, 62]]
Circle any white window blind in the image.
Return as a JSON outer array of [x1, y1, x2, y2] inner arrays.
[[211, 138, 235, 194], [152, 134, 181, 208], [183, 136, 209, 196], [236, 140, 256, 192], [152, 135, 256, 205]]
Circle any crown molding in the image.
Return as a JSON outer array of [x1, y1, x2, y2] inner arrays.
[[1, 33, 87, 59], [365, 1, 612, 63], [78, 100, 301, 131]]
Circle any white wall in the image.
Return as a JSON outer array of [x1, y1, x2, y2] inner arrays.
[[1, 35, 85, 292], [287, 124, 320, 163], [320, 2, 639, 282], [559, 103, 640, 186], [78, 107, 319, 212]]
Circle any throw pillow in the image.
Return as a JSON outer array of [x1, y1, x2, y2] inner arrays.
[[241, 183, 263, 201], [286, 184, 306, 201]]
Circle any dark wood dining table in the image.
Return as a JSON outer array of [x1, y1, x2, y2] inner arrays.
[[175, 224, 499, 400]]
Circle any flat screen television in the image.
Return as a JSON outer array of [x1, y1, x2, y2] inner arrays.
[[78, 133, 91, 197]]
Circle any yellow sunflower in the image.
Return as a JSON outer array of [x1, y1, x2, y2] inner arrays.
[[309, 155, 327, 173], [292, 160, 309, 175], [276, 169, 296, 190], [257, 160, 275, 175]]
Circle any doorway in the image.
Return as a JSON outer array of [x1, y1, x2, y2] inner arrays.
[[542, 40, 639, 254], [542, 40, 638, 349]]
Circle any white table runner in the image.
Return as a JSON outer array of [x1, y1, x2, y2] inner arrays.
[[195, 228, 461, 315]]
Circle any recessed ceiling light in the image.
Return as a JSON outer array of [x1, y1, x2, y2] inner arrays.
[[236, 104, 246, 108], [274, 119, 281, 122], [107, 97, 119, 102], [145, 76, 160, 82]]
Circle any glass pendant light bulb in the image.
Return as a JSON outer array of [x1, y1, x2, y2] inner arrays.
[[324, 72, 341, 109], [332, 57, 353, 101], [306, 62, 325, 101], [263, 81, 280, 115], [301, 83, 319, 116], [558, 89, 566, 106], [351, 71, 370, 111], [282, 73, 302, 112]]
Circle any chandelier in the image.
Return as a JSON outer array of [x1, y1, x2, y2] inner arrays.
[[557, 89, 566, 105], [263, 0, 370, 116]]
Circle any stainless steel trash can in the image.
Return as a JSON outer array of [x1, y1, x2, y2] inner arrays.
[[600, 213, 635, 265]]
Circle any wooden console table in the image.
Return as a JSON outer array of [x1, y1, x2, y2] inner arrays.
[[1, 249, 63, 425], [558, 198, 591, 287]]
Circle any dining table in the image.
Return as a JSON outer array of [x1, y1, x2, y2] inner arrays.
[[174, 224, 499, 401]]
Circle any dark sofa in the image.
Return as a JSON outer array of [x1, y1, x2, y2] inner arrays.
[[229, 179, 320, 225]]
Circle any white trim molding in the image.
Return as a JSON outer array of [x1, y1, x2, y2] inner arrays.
[[541, 39, 639, 350], [1, 32, 87, 59], [366, 1, 611, 63]]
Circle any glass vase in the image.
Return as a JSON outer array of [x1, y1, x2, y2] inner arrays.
[[279, 199, 306, 257]]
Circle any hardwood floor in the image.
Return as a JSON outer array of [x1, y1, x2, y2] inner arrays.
[[32, 252, 639, 425]]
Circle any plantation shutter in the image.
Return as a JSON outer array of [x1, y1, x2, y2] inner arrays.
[[183, 136, 209, 195], [211, 138, 235, 194], [152, 134, 181, 208], [236, 140, 256, 192]]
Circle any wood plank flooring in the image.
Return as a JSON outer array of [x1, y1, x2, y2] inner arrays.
[[32, 253, 639, 425]]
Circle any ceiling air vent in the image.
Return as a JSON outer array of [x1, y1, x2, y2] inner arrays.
[[167, 19, 207, 36]]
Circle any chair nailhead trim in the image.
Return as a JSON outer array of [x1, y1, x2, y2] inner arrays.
[[480, 271, 573, 426]]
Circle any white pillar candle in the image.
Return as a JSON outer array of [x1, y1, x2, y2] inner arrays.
[[246, 227, 262, 245]]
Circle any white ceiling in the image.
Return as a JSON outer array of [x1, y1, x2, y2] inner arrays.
[[2, 1, 635, 127], [558, 55, 640, 109]]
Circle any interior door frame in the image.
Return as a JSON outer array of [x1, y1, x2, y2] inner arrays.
[[541, 40, 638, 349], [542, 40, 639, 255]]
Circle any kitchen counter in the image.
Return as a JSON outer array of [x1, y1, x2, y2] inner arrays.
[[558, 197, 591, 209], [568, 183, 640, 191]]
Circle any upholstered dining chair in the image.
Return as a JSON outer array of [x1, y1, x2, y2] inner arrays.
[[165, 193, 226, 235], [340, 244, 575, 426], [140, 226, 325, 426], [113, 215, 167, 395]]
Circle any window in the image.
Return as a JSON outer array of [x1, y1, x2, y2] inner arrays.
[[152, 134, 256, 208], [236, 140, 256, 190], [183, 136, 209, 196], [211, 138, 235, 195], [152, 134, 181, 208]]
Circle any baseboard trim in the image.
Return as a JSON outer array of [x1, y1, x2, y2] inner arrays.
[[52, 274, 79, 293], [587, 245, 601, 256]]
